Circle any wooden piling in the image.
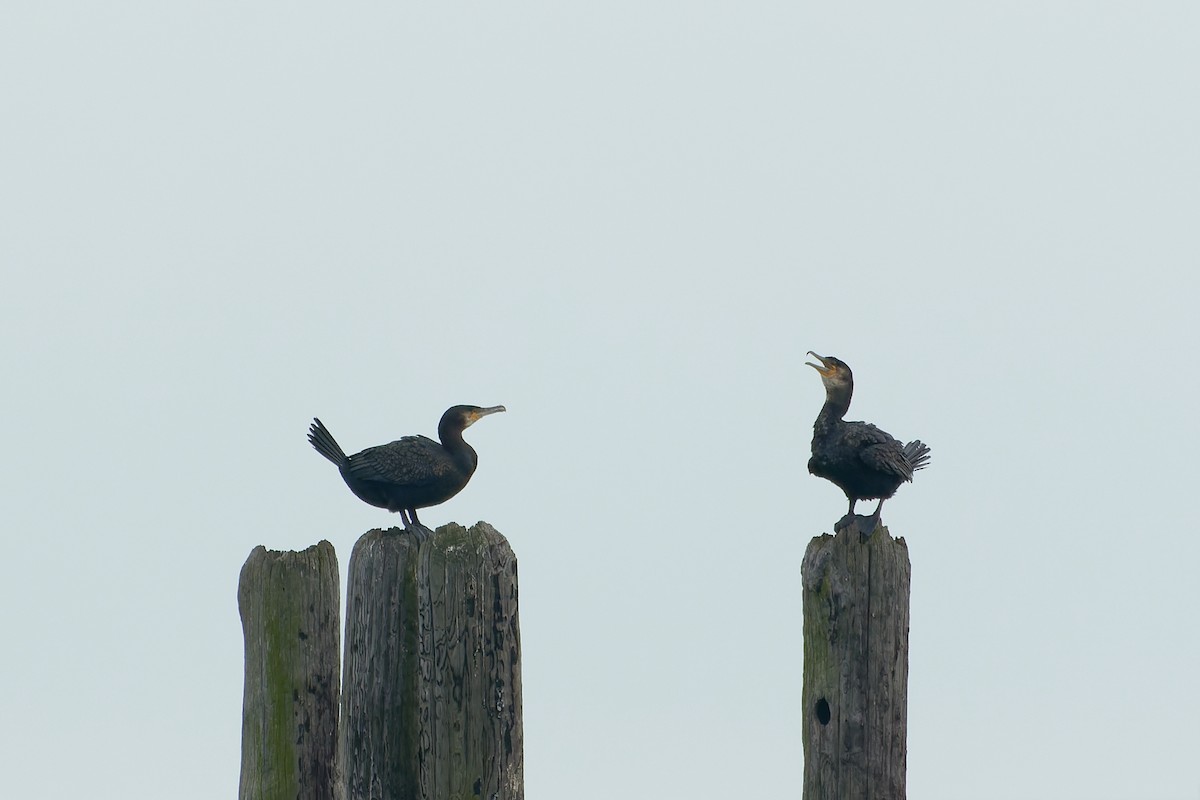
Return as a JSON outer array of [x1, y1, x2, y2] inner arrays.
[[238, 541, 341, 800], [801, 523, 910, 800], [340, 522, 523, 800]]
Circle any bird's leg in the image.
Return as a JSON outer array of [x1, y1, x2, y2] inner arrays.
[[398, 508, 414, 530], [861, 500, 885, 536], [405, 508, 432, 542], [834, 497, 859, 533], [411, 508, 430, 538]]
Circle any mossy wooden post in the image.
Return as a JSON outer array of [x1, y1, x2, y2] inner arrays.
[[238, 541, 341, 800], [341, 522, 523, 800], [802, 523, 910, 800]]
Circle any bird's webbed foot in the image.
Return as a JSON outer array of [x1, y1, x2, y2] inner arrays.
[[834, 512, 883, 537], [401, 509, 433, 542], [858, 502, 885, 537], [834, 513, 857, 533]]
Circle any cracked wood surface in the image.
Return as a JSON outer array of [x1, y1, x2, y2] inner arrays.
[[238, 541, 341, 800], [802, 523, 910, 800], [341, 522, 523, 800]]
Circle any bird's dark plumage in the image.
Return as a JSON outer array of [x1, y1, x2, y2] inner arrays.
[[806, 353, 929, 533], [308, 405, 506, 530]]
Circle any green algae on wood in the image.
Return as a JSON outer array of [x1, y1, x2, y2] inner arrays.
[[238, 541, 341, 800]]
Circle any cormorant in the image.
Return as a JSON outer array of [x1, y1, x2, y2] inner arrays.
[[806, 353, 930, 533], [307, 405, 506, 530]]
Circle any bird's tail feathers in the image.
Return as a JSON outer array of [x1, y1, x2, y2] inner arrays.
[[903, 440, 931, 473], [308, 418, 348, 466]]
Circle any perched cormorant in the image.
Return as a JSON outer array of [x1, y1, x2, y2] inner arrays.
[[307, 405, 506, 530], [806, 353, 930, 533]]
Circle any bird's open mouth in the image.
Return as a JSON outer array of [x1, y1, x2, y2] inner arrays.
[[805, 352, 833, 376]]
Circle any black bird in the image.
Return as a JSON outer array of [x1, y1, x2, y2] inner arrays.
[[806, 353, 930, 533], [308, 405, 506, 530]]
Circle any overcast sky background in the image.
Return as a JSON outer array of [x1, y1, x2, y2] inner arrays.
[[3, 3, 1199, 799]]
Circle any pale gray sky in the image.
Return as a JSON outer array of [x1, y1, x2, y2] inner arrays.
[[3, 3, 1198, 799]]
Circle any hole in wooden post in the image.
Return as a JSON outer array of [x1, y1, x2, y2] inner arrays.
[[815, 697, 831, 726]]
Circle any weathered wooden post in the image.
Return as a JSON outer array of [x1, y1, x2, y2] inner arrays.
[[341, 522, 523, 800], [801, 523, 910, 800], [238, 541, 342, 800]]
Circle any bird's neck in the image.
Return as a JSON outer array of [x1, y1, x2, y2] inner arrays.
[[439, 423, 479, 473], [815, 386, 852, 428]]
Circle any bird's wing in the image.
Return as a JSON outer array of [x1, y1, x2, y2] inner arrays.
[[344, 436, 450, 486], [859, 443, 915, 480], [846, 422, 914, 480]]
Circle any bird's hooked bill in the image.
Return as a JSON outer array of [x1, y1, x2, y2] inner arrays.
[[805, 352, 833, 375], [466, 405, 506, 426]]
